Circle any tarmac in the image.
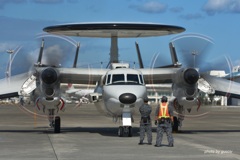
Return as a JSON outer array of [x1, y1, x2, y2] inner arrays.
[[0, 103, 240, 160]]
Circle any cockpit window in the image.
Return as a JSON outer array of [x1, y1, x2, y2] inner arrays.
[[106, 74, 111, 84], [139, 75, 144, 84], [107, 73, 143, 85], [112, 74, 125, 83], [127, 74, 139, 84]]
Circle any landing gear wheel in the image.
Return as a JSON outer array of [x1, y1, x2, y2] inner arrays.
[[54, 116, 61, 133], [128, 126, 132, 137], [172, 116, 179, 133], [118, 126, 124, 137]]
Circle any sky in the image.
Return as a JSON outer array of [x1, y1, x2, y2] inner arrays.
[[0, 0, 240, 77]]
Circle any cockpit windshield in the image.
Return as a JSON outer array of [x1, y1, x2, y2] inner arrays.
[[107, 73, 144, 85], [112, 74, 125, 83], [127, 74, 139, 84]]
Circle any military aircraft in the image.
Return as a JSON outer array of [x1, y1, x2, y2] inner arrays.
[[0, 22, 240, 136], [64, 83, 94, 103]]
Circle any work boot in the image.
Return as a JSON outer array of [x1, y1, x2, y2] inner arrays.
[[138, 142, 143, 145], [168, 143, 174, 147]]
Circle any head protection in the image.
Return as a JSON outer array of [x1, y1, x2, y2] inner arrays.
[[161, 96, 168, 103], [143, 97, 149, 103]]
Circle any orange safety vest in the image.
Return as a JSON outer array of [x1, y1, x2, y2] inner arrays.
[[158, 102, 170, 119]]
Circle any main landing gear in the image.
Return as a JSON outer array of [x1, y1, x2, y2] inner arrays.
[[172, 116, 179, 133], [54, 116, 61, 133], [48, 109, 61, 133], [36, 97, 65, 134]]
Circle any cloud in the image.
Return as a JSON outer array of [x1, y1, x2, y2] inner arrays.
[[0, 43, 19, 53], [0, 0, 78, 8], [203, 0, 240, 15], [0, 0, 26, 9], [42, 45, 63, 66], [129, 1, 167, 13], [180, 13, 204, 20], [170, 7, 184, 13]]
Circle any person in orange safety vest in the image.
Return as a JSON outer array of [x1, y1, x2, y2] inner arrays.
[[154, 96, 174, 147]]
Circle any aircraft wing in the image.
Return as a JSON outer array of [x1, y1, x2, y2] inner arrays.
[[58, 68, 109, 84], [140, 68, 179, 84], [0, 72, 31, 99], [202, 73, 240, 98]]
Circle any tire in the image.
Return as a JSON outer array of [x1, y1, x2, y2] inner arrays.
[[118, 126, 124, 137], [128, 126, 132, 137], [54, 116, 61, 133], [172, 116, 178, 133]]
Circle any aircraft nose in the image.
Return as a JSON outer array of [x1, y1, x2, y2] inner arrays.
[[119, 93, 137, 104]]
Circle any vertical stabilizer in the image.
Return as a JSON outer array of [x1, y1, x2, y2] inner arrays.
[[73, 42, 80, 68], [169, 42, 181, 67], [135, 42, 144, 68], [37, 39, 45, 66]]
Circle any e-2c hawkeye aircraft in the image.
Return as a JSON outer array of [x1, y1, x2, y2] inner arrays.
[[1, 22, 240, 136]]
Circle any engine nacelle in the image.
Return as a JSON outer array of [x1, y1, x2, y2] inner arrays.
[[34, 67, 66, 112], [173, 68, 199, 86], [173, 97, 200, 112], [39, 67, 60, 98], [172, 68, 200, 110]]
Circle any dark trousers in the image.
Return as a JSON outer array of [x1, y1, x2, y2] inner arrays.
[[139, 123, 152, 143], [156, 121, 173, 146]]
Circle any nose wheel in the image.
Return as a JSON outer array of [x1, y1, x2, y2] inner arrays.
[[118, 111, 133, 137], [118, 126, 132, 137]]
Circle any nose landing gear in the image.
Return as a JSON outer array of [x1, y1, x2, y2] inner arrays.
[[117, 112, 133, 137], [118, 126, 132, 137]]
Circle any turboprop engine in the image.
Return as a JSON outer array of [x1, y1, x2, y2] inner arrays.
[[172, 68, 200, 111], [35, 67, 64, 111], [39, 67, 60, 98]]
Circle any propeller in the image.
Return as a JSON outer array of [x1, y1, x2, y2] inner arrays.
[[11, 33, 84, 118], [171, 33, 214, 69], [171, 33, 232, 77], [170, 33, 233, 118], [35, 33, 79, 68]]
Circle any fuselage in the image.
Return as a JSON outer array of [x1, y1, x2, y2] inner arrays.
[[100, 68, 147, 117]]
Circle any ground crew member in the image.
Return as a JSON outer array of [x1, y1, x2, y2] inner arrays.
[[154, 96, 174, 147], [139, 97, 152, 145]]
